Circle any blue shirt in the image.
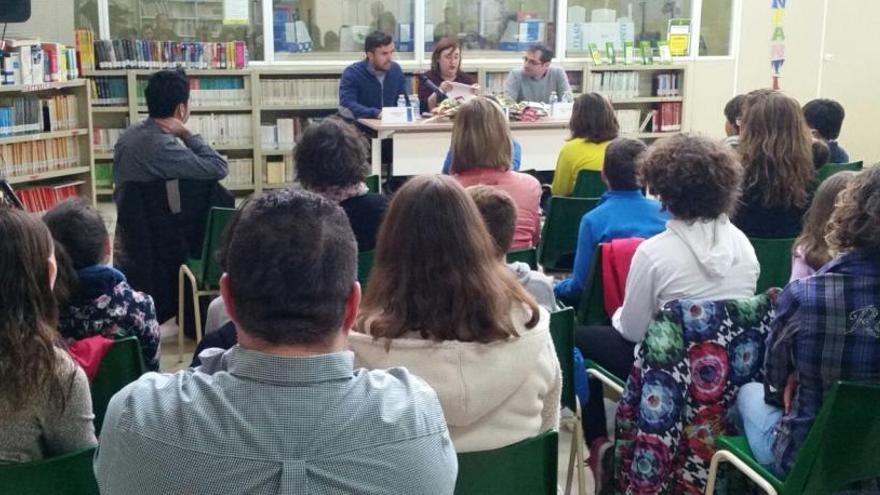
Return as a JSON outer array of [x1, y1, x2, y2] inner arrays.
[[827, 140, 850, 164], [442, 140, 522, 174], [339, 59, 408, 119], [764, 251, 880, 476], [554, 190, 669, 304], [95, 346, 458, 494]]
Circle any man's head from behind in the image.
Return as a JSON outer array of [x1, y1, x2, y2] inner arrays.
[[221, 189, 359, 351], [467, 185, 517, 259], [803, 98, 845, 141], [603, 137, 647, 191], [145, 69, 190, 121], [364, 31, 395, 72]]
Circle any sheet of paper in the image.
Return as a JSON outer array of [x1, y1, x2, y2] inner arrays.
[[447, 82, 477, 102], [223, 0, 249, 25]]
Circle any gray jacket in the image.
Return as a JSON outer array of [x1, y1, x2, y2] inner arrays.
[[508, 262, 561, 311]]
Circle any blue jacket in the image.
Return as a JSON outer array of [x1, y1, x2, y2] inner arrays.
[[827, 141, 850, 164], [554, 190, 670, 304], [339, 59, 408, 119]]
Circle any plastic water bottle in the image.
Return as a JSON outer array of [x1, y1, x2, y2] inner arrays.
[[562, 91, 574, 103], [549, 91, 558, 105], [397, 95, 407, 107], [410, 95, 420, 121]]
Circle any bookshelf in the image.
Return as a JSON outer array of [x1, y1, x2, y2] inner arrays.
[[0, 79, 95, 212]]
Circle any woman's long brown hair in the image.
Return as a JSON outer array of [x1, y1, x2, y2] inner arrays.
[[739, 92, 815, 209], [357, 175, 539, 344], [0, 208, 70, 415], [794, 171, 857, 270]]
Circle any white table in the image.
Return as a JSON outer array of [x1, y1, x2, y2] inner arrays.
[[357, 118, 571, 177]]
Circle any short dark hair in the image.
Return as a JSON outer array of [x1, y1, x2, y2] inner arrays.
[[724, 94, 745, 131], [603, 137, 647, 191], [528, 43, 554, 63], [43, 198, 108, 269], [145, 69, 189, 118], [294, 118, 369, 190], [365, 31, 393, 53], [639, 134, 743, 221], [570, 92, 619, 143], [225, 190, 357, 346], [812, 139, 830, 169], [803, 98, 845, 140], [467, 185, 517, 256]]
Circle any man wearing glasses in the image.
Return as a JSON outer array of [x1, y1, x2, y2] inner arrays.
[[503, 43, 571, 104]]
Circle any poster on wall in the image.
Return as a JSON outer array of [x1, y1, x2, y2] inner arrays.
[[770, 0, 786, 89], [667, 19, 691, 57], [224, 0, 249, 25]]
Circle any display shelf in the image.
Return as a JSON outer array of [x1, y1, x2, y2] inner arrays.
[[0, 79, 87, 94], [91, 106, 130, 113], [5, 166, 93, 185], [0, 128, 89, 146]]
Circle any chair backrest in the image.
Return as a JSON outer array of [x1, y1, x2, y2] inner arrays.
[[197, 207, 236, 289], [90, 336, 147, 434], [454, 430, 559, 495], [538, 196, 599, 271], [572, 170, 607, 198], [749, 237, 795, 292], [357, 250, 375, 288], [576, 243, 608, 325], [506, 247, 538, 270], [785, 381, 880, 494], [365, 174, 380, 193], [816, 160, 863, 183], [0, 447, 99, 495], [549, 307, 576, 412]]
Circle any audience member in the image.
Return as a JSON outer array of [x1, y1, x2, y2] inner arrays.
[[419, 37, 478, 113], [96, 189, 457, 493], [44, 199, 161, 371], [722, 94, 745, 149], [737, 165, 880, 477], [349, 175, 561, 453], [554, 137, 670, 306], [339, 31, 408, 119], [577, 135, 758, 488], [789, 171, 857, 281], [0, 208, 97, 463], [734, 91, 815, 238], [450, 97, 542, 249], [551, 92, 619, 196], [467, 185, 558, 311], [803, 98, 850, 163], [504, 43, 571, 103], [811, 139, 830, 169]]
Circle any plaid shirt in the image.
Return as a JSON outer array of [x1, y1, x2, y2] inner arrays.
[[764, 251, 880, 474], [95, 346, 458, 494]]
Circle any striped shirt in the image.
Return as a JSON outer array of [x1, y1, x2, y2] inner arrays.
[[764, 250, 880, 474], [95, 346, 458, 494]]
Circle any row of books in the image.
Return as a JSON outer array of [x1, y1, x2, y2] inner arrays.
[[0, 40, 80, 86], [0, 137, 81, 178], [0, 94, 80, 136], [220, 158, 255, 187], [260, 79, 339, 107], [265, 156, 296, 185], [260, 118, 301, 150], [16, 181, 82, 214], [652, 102, 683, 132], [590, 71, 643, 100], [615, 109, 642, 135], [134, 77, 250, 107], [79, 33, 249, 71], [91, 78, 128, 106], [652, 73, 682, 97], [186, 114, 252, 147], [93, 127, 125, 152]]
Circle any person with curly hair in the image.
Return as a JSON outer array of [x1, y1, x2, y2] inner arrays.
[[737, 165, 880, 478], [577, 134, 759, 489]]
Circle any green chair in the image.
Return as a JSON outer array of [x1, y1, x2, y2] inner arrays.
[[94, 162, 113, 188], [0, 447, 99, 495], [538, 196, 599, 272], [454, 430, 559, 495], [706, 381, 880, 495], [572, 170, 607, 199], [815, 160, 862, 183], [584, 359, 625, 396], [366, 174, 380, 193], [749, 238, 796, 293], [90, 336, 147, 434], [178, 207, 236, 362], [357, 250, 375, 289], [575, 245, 608, 326], [550, 307, 587, 495], [507, 247, 538, 270]]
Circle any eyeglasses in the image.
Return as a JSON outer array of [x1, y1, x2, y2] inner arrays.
[[523, 56, 544, 67]]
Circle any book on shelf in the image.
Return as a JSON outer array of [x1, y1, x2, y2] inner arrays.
[[220, 157, 254, 187], [134, 76, 249, 107], [16, 181, 82, 214], [91, 78, 128, 106], [615, 109, 641, 135], [83, 37, 249, 71], [94, 162, 113, 188], [0, 136, 81, 177], [93, 127, 125, 152], [75, 31, 96, 75], [186, 114, 252, 147], [652, 72, 681, 97], [260, 78, 340, 107], [260, 117, 316, 150], [0, 94, 80, 136], [0, 39, 80, 86], [265, 155, 295, 185], [591, 71, 640, 100], [651, 102, 682, 132]]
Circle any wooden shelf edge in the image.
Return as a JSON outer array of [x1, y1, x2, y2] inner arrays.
[[0, 128, 89, 146], [5, 166, 92, 185]]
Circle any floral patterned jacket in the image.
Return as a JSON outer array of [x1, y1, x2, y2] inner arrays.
[[613, 292, 778, 494], [59, 265, 161, 371]]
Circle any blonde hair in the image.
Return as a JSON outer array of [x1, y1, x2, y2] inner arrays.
[[450, 97, 512, 173]]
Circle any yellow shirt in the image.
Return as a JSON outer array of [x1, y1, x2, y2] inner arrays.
[[551, 138, 611, 196]]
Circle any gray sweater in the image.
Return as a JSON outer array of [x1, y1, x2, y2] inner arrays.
[[113, 118, 228, 185], [504, 66, 572, 103], [0, 349, 97, 464]]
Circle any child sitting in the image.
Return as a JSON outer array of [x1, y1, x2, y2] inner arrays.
[[803, 98, 850, 163]]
